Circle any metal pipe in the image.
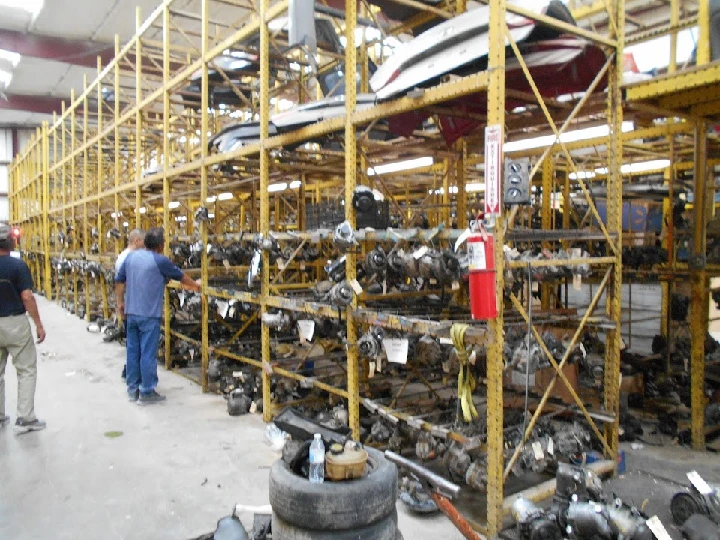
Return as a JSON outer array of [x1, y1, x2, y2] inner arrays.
[[384, 451, 461, 499]]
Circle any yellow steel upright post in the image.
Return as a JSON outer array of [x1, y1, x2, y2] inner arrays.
[[669, 0, 680, 73], [61, 104, 70, 311], [662, 142, 676, 372], [98, 55, 109, 320], [163, 6, 172, 371], [260, 0, 272, 421], [42, 122, 52, 299], [486, 0, 506, 535], [345, 0, 360, 440], [83, 83, 91, 321], [135, 8, 143, 229], [114, 35, 121, 257], [698, 0, 711, 65], [456, 140, 467, 229], [603, 0, 624, 458], [541, 157, 553, 311], [691, 120, 709, 450], [200, 0, 210, 391]]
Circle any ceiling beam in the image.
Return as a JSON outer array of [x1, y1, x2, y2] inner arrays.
[[0, 93, 70, 115], [0, 28, 114, 69]]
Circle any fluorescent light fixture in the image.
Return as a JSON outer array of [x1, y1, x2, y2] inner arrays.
[[0, 68, 12, 88], [0, 49, 21, 67], [430, 186, 459, 195], [123, 222, 129, 227], [208, 213, 215, 219], [466, 183, 485, 192], [268, 182, 287, 193], [0, 0, 44, 15], [139, 207, 147, 214], [289, 180, 302, 189], [206, 195, 217, 203], [595, 159, 670, 175], [217, 192, 233, 201], [368, 156, 434, 176], [168, 201, 181, 209], [569, 171, 596, 180], [505, 122, 634, 152]]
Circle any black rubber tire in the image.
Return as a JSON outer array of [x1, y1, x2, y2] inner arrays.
[[269, 447, 397, 531], [271, 511, 397, 540], [671, 492, 704, 525]]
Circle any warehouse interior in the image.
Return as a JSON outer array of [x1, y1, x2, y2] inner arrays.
[[3, 0, 720, 539]]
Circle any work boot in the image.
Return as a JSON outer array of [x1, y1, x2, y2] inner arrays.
[[138, 391, 166, 404], [127, 389, 139, 402], [14, 418, 47, 434], [0, 415, 9, 428]]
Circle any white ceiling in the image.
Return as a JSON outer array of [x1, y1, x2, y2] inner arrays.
[[0, 0, 164, 127], [0, 110, 54, 126]]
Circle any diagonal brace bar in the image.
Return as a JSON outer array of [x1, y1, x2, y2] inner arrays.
[[503, 267, 613, 478]]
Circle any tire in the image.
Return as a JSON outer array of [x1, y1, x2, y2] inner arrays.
[[271, 511, 397, 540], [671, 492, 704, 525], [269, 447, 397, 531]]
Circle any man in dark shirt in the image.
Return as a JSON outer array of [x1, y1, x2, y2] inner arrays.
[[115, 227, 199, 403], [0, 224, 47, 433]]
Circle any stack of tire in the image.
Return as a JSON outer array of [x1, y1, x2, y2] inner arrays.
[[269, 447, 402, 540]]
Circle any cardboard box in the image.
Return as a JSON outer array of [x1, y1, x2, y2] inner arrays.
[[505, 363, 579, 405]]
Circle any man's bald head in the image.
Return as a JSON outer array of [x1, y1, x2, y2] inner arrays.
[[128, 229, 145, 250]]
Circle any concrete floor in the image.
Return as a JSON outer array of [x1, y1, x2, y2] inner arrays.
[[2, 298, 718, 540], [0, 297, 463, 540]]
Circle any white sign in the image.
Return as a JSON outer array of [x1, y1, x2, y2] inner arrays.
[[468, 241, 487, 271], [687, 471, 713, 495], [216, 300, 229, 318], [382, 338, 409, 364], [484, 124, 503, 216], [413, 246, 429, 260], [297, 320, 315, 343], [645, 516, 672, 540], [349, 279, 363, 295]]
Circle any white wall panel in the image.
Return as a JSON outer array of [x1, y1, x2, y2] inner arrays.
[[0, 129, 12, 162], [0, 198, 8, 221], [0, 166, 8, 192], [18, 129, 36, 153], [566, 282, 662, 354]]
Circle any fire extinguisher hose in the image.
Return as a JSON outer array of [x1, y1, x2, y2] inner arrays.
[[451, 323, 478, 422]]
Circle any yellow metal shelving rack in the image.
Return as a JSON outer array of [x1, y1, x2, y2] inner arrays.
[[19, 0, 720, 534]]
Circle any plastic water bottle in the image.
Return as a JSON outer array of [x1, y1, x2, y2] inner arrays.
[[309, 434, 325, 484]]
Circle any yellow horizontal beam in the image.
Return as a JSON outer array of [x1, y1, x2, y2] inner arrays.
[[507, 3, 616, 48], [353, 72, 490, 125], [570, 1, 607, 20], [625, 62, 720, 105]]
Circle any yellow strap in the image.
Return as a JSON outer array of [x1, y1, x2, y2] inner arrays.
[[451, 323, 478, 422]]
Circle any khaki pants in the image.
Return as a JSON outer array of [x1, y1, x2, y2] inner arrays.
[[0, 314, 37, 421]]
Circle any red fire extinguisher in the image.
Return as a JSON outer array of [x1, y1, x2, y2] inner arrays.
[[467, 223, 498, 320]]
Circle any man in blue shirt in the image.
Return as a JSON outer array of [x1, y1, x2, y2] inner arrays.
[[0, 224, 47, 433], [115, 227, 200, 403]]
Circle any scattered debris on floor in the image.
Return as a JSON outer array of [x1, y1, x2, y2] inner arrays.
[[512, 463, 655, 540]]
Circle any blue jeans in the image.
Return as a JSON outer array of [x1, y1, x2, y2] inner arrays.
[[125, 315, 161, 395]]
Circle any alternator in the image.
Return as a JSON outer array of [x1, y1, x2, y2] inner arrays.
[[333, 221, 357, 252], [327, 281, 354, 306], [358, 329, 383, 359]]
